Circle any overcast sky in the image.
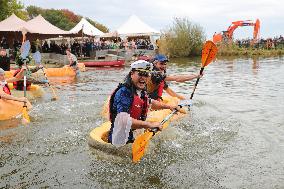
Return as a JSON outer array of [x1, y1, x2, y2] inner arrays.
[[22, 0, 283, 39]]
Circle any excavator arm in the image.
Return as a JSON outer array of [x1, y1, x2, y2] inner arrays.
[[213, 19, 260, 43]]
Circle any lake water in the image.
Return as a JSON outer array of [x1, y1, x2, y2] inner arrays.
[[1, 56, 283, 188]]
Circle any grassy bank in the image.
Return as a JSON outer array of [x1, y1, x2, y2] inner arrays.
[[217, 43, 284, 57]]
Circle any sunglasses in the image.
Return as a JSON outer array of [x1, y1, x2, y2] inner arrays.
[[137, 71, 150, 77]]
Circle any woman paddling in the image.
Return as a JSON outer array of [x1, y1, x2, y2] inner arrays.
[[0, 68, 30, 104], [108, 60, 180, 146]]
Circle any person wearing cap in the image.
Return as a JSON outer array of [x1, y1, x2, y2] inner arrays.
[[0, 68, 29, 103], [148, 54, 203, 101], [108, 60, 180, 146]]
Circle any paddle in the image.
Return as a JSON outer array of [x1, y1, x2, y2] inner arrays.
[[132, 41, 218, 163], [132, 102, 191, 163], [33, 51, 58, 101], [21, 39, 31, 123], [190, 40, 218, 100]]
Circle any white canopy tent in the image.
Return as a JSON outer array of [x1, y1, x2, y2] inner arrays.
[[0, 14, 27, 32], [69, 18, 104, 36], [116, 15, 160, 37], [19, 15, 69, 35], [115, 15, 160, 47]]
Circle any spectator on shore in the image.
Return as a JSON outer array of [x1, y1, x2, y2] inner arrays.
[[42, 41, 49, 53], [13, 39, 21, 60], [0, 49, 10, 71], [0, 37, 9, 56]]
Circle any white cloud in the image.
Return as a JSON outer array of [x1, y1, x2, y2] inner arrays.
[[22, 0, 284, 38]]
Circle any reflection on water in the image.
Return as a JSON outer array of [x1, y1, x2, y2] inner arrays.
[[1, 56, 284, 188], [252, 57, 260, 71]]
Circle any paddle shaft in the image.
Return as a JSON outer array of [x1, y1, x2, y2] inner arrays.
[[190, 67, 204, 100], [23, 60, 27, 108], [41, 68, 57, 99], [151, 108, 179, 133], [41, 68, 51, 87]]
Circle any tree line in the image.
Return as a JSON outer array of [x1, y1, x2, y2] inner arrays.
[[1, 1, 207, 57], [0, 0, 109, 33]]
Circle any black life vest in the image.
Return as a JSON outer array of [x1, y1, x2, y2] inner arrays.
[[13, 69, 31, 91], [108, 77, 149, 143], [148, 67, 166, 101]]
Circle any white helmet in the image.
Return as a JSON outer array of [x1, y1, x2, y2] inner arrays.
[[130, 60, 153, 72]]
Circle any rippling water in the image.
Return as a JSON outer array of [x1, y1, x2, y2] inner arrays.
[[1, 57, 284, 188]]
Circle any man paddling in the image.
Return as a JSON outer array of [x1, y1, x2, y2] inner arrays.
[[148, 54, 203, 101], [108, 60, 180, 146], [0, 68, 29, 103]]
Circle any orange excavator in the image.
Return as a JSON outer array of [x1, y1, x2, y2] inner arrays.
[[213, 19, 260, 43]]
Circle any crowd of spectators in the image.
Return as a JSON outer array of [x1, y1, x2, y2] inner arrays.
[[39, 38, 155, 57], [0, 36, 156, 59], [235, 35, 284, 49]]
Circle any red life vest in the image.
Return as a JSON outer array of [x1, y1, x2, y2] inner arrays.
[[3, 84, 11, 95], [129, 93, 149, 120], [109, 84, 149, 122], [13, 69, 31, 91], [108, 84, 149, 143]]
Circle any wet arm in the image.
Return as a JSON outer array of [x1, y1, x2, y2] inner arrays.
[[6, 76, 21, 83], [0, 90, 26, 102], [165, 87, 186, 100], [131, 119, 152, 129], [165, 74, 199, 82], [150, 99, 173, 110], [13, 68, 26, 80], [29, 66, 41, 73]]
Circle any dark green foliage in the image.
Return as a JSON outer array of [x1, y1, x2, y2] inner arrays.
[[0, 0, 27, 21], [159, 17, 205, 57], [25, 5, 109, 31], [85, 18, 109, 33]]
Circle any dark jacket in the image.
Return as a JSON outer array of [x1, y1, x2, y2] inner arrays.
[[0, 55, 10, 71]]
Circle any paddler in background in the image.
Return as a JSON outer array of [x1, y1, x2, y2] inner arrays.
[[12, 51, 43, 90], [66, 48, 80, 77], [0, 68, 29, 104], [108, 60, 180, 146], [148, 54, 203, 101]]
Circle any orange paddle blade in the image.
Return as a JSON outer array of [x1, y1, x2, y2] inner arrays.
[[201, 41, 218, 67], [22, 106, 30, 123], [132, 131, 154, 163]]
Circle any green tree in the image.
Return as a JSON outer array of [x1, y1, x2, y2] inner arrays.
[[86, 18, 109, 33], [26, 5, 43, 18], [159, 17, 205, 57], [43, 9, 76, 30], [0, 0, 28, 21], [25, 6, 109, 32]]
